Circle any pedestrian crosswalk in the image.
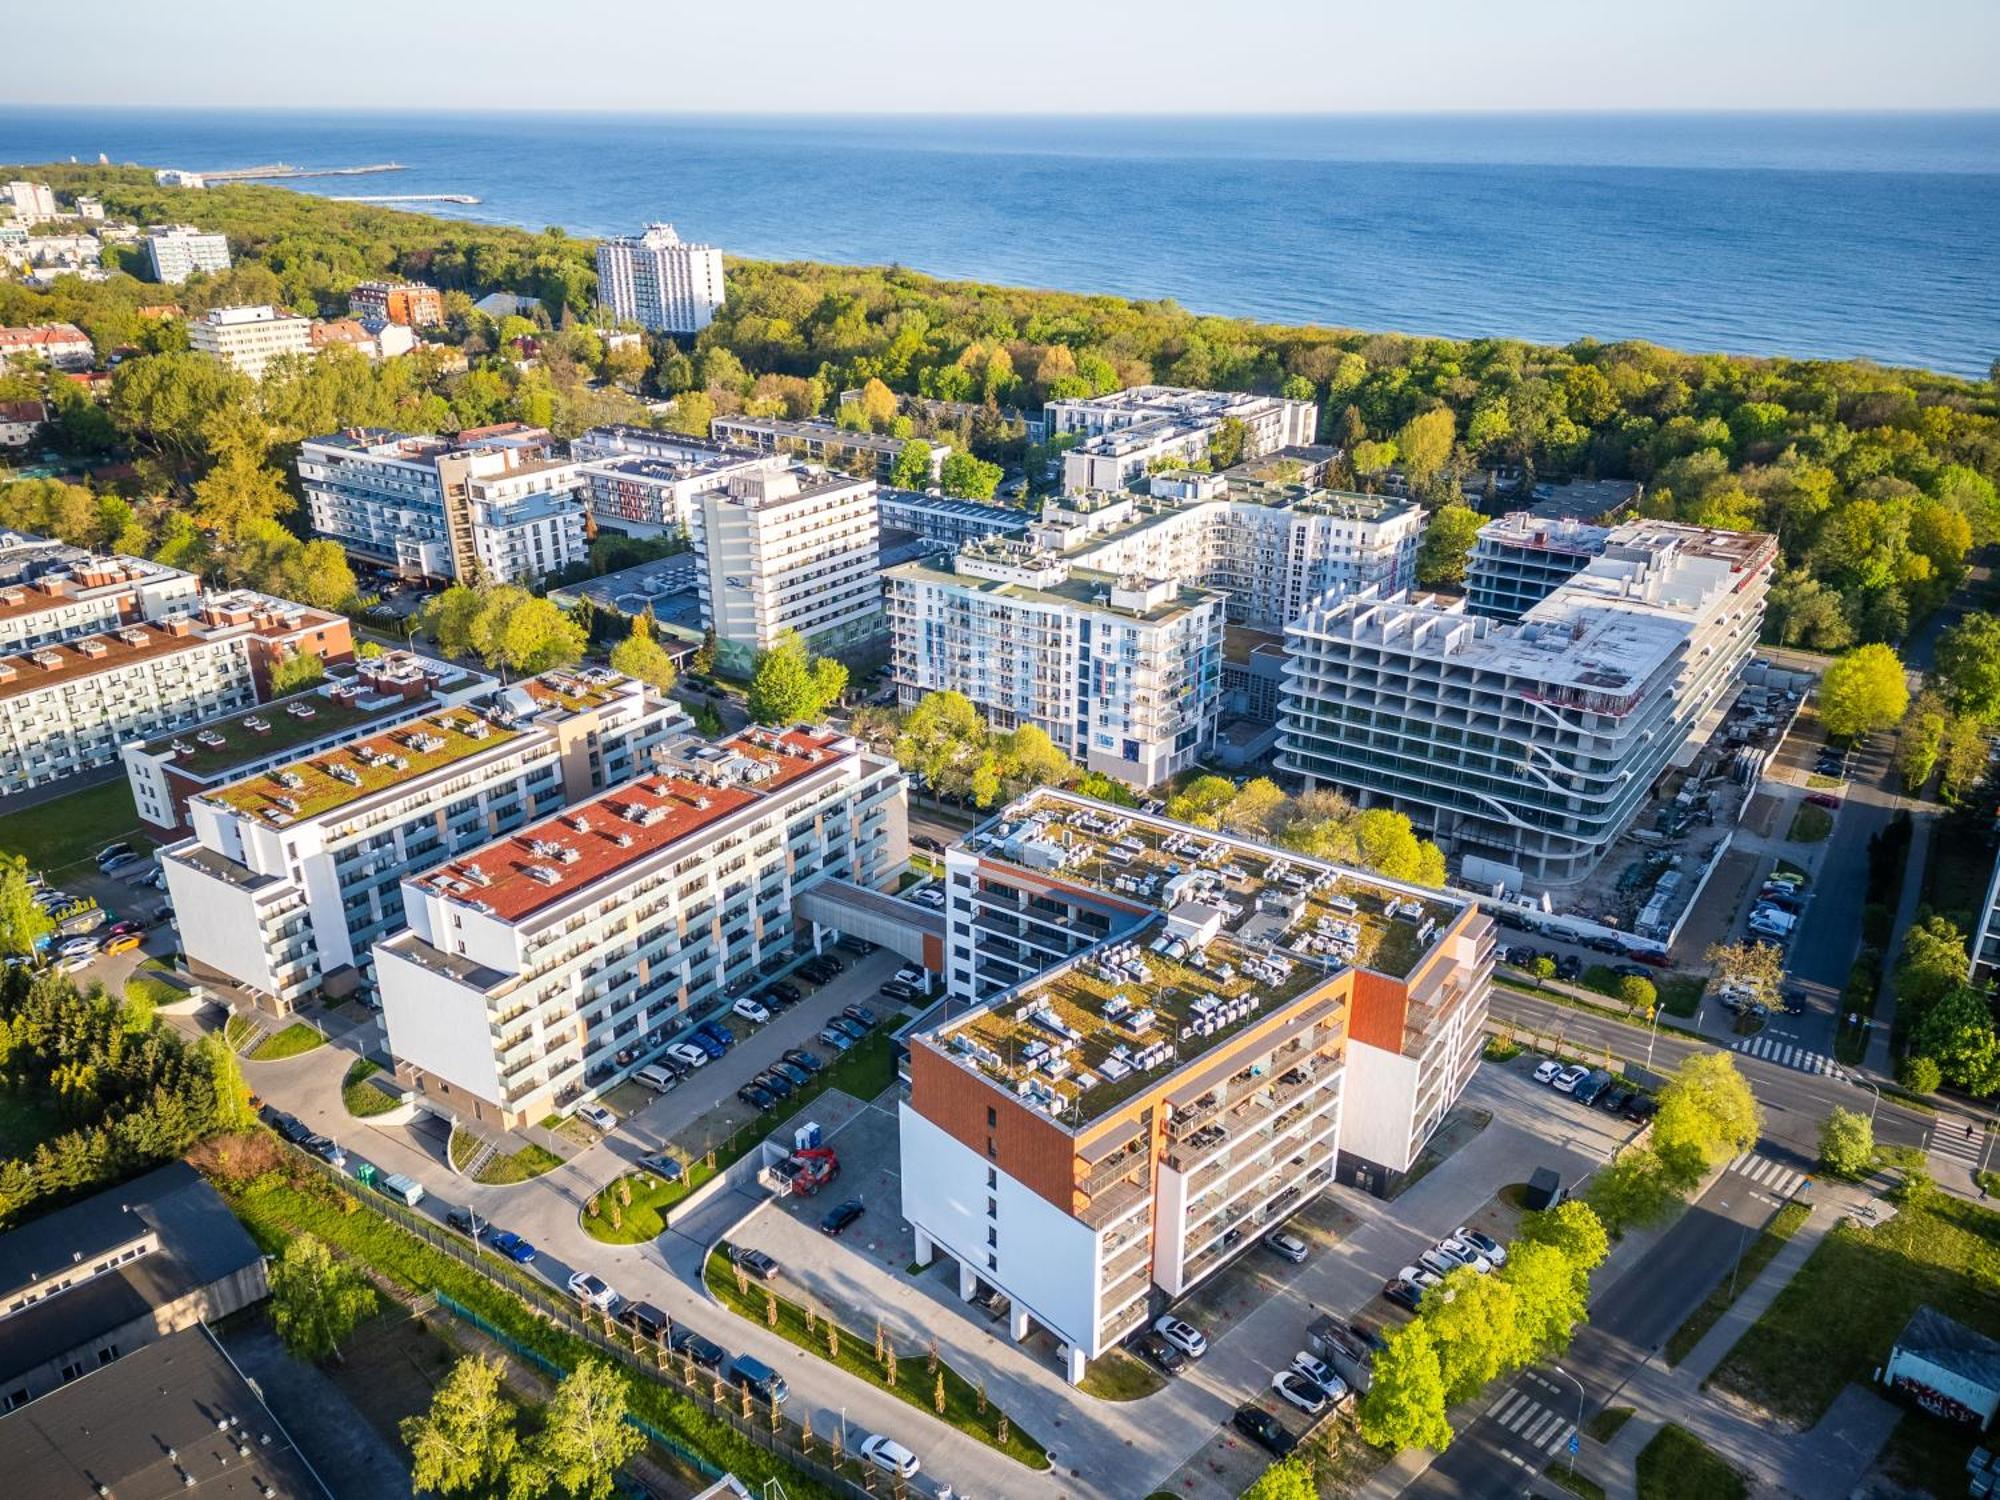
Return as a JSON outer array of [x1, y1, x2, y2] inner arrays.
[[1930, 1114, 1988, 1174], [1728, 1149, 1809, 1197], [1486, 1374, 1577, 1460], [1730, 1035, 1845, 1078]]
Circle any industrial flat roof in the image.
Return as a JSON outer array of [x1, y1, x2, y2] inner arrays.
[[887, 554, 1220, 623], [137, 682, 422, 778], [0, 620, 231, 702]]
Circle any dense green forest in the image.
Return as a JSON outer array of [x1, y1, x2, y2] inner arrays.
[[0, 163, 1996, 650]]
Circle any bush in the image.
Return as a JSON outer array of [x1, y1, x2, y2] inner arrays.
[[1901, 1055, 1943, 1094], [1818, 1107, 1874, 1178]]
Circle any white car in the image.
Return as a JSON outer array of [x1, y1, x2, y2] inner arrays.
[[1153, 1315, 1207, 1358], [1399, 1263, 1443, 1290], [55, 935, 97, 961], [1272, 1369, 1330, 1415], [858, 1435, 921, 1479], [1532, 1059, 1562, 1085], [1264, 1229, 1309, 1264], [1552, 1064, 1590, 1094], [567, 1271, 620, 1311], [1417, 1247, 1466, 1280], [666, 1042, 709, 1069], [1435, 1237, 1494, 1274], [1454, 1227, 1508, 1268], [576, 1101, 617, 1133], [1292, 1352, 1343, 1393], [730, 997, 771, 1025]]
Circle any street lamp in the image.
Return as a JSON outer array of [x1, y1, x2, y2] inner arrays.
[[1551, 1365, 1585, 1475], [1856, 1076, 1881, 1122], [1644, 1002, 1664, 1072]]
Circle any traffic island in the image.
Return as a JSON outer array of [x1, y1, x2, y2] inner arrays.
[[582, 1165, 715, 1243]]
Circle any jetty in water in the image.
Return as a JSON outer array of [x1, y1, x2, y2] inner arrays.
[[201, 162, 405, 182], [329, 194, 481, 205]]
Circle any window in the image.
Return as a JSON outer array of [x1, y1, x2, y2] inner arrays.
[[985, 1137, 996, 1160], [986, 1106, 997, 1128], [986, 1252, 998, 1272], [986, 1225, 998, 1248], [985, 1166, 997, 1189], [986, 1196, 998, 1219]]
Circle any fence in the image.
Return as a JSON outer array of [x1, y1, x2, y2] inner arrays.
[[285, 1147, 895, 1500]]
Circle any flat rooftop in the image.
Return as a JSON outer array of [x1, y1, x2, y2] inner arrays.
[[138, 678, 427, 778], [412, 726, 848, 926], [515, 665, 634, 718], [0, 620, 231, 702], [877, 489, 1031, 526], [889, 553, 1219, 624]]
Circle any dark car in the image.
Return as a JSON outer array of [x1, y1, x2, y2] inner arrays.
[[1572, 1069, 1613, 1107], [1383, 1277, 1424, 1312], [1555, 954, 1584, 982], [841, 1003, 879, 1029], [269, 1111, 313, 1145], [820, 1200, 865, 1236], [727, 1244, 779, 1280], [669, 1325, 726, 1369], [1612, 963, 1651, 980], [818, 1025, 856, 1052], [698, 1020, 735, 1048], [737, 1082, 776, 1111], [783, 1047, 825, 1075], [1135, 1333, 1187, 1376], [830, 1015, 868, 1042], [690, 1030, 728, 1060], [836, 934, 878, 956], [757, 1069, 796, 1099], [621, 1300, 669, 1340], [756, 989, 791, 1014], [879, 979, 922, 1002], [771, 1061, 812, 1088], [1597, 1087, 1634, 1114], [303, 1133, 345, 1164], [490, 1230, 537, 1263], [912, 834, 947, 854], [638, 1153, 686, 1182], [769, 981, 803, 1005], [1232, 1405, 1297, 1457], [1624, 1094, 1658, 1121]]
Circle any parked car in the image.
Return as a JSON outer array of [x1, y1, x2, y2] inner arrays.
[[829, 1016, 868, 1042], [269, 1111, 314, 1145], [669, 1325, 726, 1370], [835, 934, 878, 956], [1572, 1069, 1614, 1107], [1454, 1227, 1507, 1267], [1533, 1059, 1563, 1085], [567, 1272, 620, 1312], [818, 1025, 856, 1052], [1383, 1277, 1424, 1312], [821, 1199, 865, 1236], [1624, 1094, 1659, 1121], [96, 842, 136, 869], [665, 1042, 709, 1070], [1806, 792, 1840, 810], [490, 1230, 536, 1263], [620, 1300, 669, 1340], [757, 1069, 796, 1100], [783, 1047, 825, 1075], [100, 932, 142, 956], [1551, 1064, 1590, 1094], [1232, 1405, 1297, 1457], [106, 919, 144, 938], [1135, 1333, 1187, 1375], [1273, 1369, 1331, 1416], [771, 1061, 812, 1088], [1434, 1237, 1493, 1274], [911, 834, 947, 854], [1400, 1264, 1443, 1290], [841, 1003, 879, 1029], [302, 1134, 346, 1167], [727, 1245, 780, 1280], [633, 1063, 679, 1093], [731, 997, 771, 1025], [638, 1153, 686, 1183], [1264, 1229, 1309, 1264], [859, 1435, 921, 1481], [879, 980, 922, 1002], [1416, 1248, 1464, 1281], [55, 935, 97, 961], [1153, 1315, 1207, 1358], [576, 1101, 617, 1133], [737, 1082, 776, 1111], [1598, 1086, 1635, 1114], [688, 1031, 728, 1061], [727, 1353, 788, 1407], [769, 980, 803, 1004], [696, 1020, 736, 1049], [1555, 954, 1584, 982]]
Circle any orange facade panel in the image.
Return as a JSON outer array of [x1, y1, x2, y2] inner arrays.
[[908, 1041, 1079, 1213]]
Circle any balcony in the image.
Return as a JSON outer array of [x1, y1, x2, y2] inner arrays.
[[1076, 1174, 1148, 1230]]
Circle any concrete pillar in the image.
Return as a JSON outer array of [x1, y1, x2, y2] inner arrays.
[[1063, 1342, 1088, 1386], [913, 1228, 935, 1270], [957, 1260, 978, 1301], [1009, 1305, 1030, 1343]]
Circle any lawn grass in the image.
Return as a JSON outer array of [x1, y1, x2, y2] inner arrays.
[[1657, 974, 1704, 1018], [474, 1141, 563, 1185], [1585, 1406, 1634, 1442], [682, 1028, 903, 1168], [583, 1164, 717, 1243], [249, 1021, 324, 1061], [1710, 1191, 2000, 1427], [1635, 1424, 1745, 1500], [342, 1058, 400, 1118], [704, 1249, 1049, 1469], [1077, 1346, 1165, 1402], [1875, 1408, 1977, 1499], [1663, 1201, 1810, 1366], [0, 1086, 55, 1158], [0, 778, 150, 874], [1787, 803, 1834, 843], [122, 961, 183, 1014], [223, 1013, 257, 1051], [220, 1157, 843, 1500], [1548, 1466, 1608, 1500]]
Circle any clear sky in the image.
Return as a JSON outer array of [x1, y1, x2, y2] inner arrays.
[[12, 0, 2000, 113]]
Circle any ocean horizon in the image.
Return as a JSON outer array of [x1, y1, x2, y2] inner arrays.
[[3, 107, 1996, 377]]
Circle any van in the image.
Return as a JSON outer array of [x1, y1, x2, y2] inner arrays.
[[378, 1171, 425, 1207], [728, 1353, 788, 1406], [634, 1064, 679, 1094]]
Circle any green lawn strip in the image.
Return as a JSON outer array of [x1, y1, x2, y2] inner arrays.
[[1787, 803, 1834, 843], [0, 778, 151, 874], [1709, 1193, 2000, 1426], [123, 959, 183, 1011], [1494, 974, 1650, 1031], [1076, 1346, 1165, 1402], [696, 1029, 902, 1172], [1657, 975, 1703, 1018], [1834, 949, 1884, 1065], [474, 1142, 563, 1185], [223, 1167, 840, 1500], [1585, 1406, 1633, 1443], [1663, 1201, 1810, 1366], [703, 1249, 1050, 1469], [1634, 1423, 1745, 1500], [342, 1059, 400, 1118], [223, 1014, 257, 1052], [0, 1087, 56, 1158], [448, 1128, 479, 1173], [1548, 1465, 1608, 1500], [249, 1022, 324, 1061], [583, 1164, 718, 1243]]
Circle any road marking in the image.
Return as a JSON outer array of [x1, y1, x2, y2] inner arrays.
[[1732, 1036, 1844, 1080], [1524, 1411, 1562, 1446], [1731, 1151, 1802, 1197], [1930, 1115, 1987, 1168], [1505, 1400, 1539, 1433], [1542, 1423, 1575, 1455]]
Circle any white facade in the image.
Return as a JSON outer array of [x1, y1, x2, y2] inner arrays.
[[0, 323, 95, 371], [875, 490, 1031, 551], [1045, 386, 1319, 493], [887, 544, 1224, 788], [3, 182, 58, 223], [0, 555, 199, 657], [187, 305, 313, 379], [1464, 513, 1614, 621], [299, 425, 587, 583], [708, 416, 949, 485], [572, 426, 779, 540], [375, 725, 907, 1124], [0, 619, 258, 796], [142, 225, 231, 284], [692, 466, 881, 673], [1279, 521, 1778, 883], [594, 223, 726, 334], [163, 670, 686, 1009]]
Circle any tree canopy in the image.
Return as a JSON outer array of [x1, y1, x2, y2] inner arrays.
[[746, 632, 847, 725], [1817, 644, 1910, 740]]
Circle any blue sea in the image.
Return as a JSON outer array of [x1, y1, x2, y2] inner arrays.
[[2, 109, 1996, 377]]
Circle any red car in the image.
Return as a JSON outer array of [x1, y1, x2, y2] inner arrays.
[[1805, 792, 1840, 810], [106, 920, 145, 938]]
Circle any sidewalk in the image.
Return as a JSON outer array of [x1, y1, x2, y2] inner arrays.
[[1865, 802, 1935, 1076]]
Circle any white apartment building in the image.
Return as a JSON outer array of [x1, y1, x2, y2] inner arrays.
[[691, 465, 880, 675], [1464, 513, 1614, 621], [901, 791, 1492, 1381], [299, 425, 588, 583], [708, 415, 950, 485], [375, 724, 908, 1126], [163, 669, 686, 1012], [1278, 521, 1778, 884], [0, 555, 201, 656], [3, 182, 58, 223], [886, 541, 1225, 788], [876, 490, 1032, 552], [572, 426, 779, 540], [0, 616, 259, 797], [1045, 386, 1319, 493], [594, 223, 727, 334], [141, 225, 231, 284], [187, 306, 313, 379], [0, 323, 95, 371]]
